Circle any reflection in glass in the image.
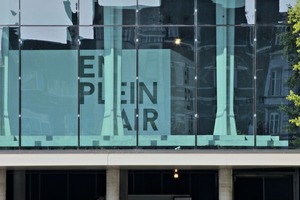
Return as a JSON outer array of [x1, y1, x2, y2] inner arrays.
[[256, 25, 290, 148], [0, 0, 294, 149], [79, 27, 136, 147], [197, 26, 254, 147], [198, 0, 254, 25], [0, 0, 19, 25], [0, 27, 19, 147], [80, 0, 135, 25], [21, 26, 74, 45], [21, 27, 78, 147], [257, 0, 297, 24], [138, 27, 195, 148], [21, 0, 76, 25], [139, 0, 194, 25]]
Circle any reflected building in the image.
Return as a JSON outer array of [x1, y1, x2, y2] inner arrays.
[[0, 0, 300, 200]]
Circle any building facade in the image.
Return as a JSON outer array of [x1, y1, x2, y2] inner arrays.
[[0, 0, 300, 199]]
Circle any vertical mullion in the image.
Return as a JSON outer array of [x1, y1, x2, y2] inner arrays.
[[77, 0, 80, 149], [136, 0, 139, 148], [194, 0, 198, 149], [253, 0, 257, 148], [18, 0, 22, 148]]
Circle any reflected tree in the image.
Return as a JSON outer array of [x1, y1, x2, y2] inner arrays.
[[281, 0, 300, 134]]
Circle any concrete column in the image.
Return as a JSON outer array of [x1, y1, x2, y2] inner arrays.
[[219, 167, 232, 200], [13, 171, 25, 200], [0, 169, 6, 200], [107, 168, 120, 200]]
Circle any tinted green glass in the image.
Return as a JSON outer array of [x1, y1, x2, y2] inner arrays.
[[197, 26, 254, 148], [20, 27, 78, 147], [1, 0, 294, 150], [79, 26, 137, 148], [0, 27, 19, 147], [137, 26, 195, 148]]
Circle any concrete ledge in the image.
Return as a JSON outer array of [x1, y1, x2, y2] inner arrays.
[[0, 150, 300, 168]]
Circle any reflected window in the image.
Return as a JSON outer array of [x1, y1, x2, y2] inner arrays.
[[269, 112, 280, 134], [270, 70, 281, 96]]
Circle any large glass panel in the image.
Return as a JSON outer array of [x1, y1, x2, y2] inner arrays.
[[24, 170, 106, 200], [256, 25, 290, 149], [197, 0, 255, 25], [234, 172, 294, 200], [139, 0, 194, 25], [138, 26, 195, 148], [257, 0, 297, 24], [79, 26, 136, 148], [79, 0, 136, 25], [21, 27, 78, 147], [21, 0, 78, 25], [0, 27, 19, 147], [0, 0, 19, 25], [197, 26, 254, 148]]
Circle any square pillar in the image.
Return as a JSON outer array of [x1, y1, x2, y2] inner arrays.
[[0, 169, 6, 200], [219, 167, 232, 200], [107, 168, 120, 200]]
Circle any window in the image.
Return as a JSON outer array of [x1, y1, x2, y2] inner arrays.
[[274, 26, 288, 46], [270, 70, 281, 96], [269, 112, 279, 134]]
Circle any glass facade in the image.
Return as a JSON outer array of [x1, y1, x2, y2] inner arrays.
[[0, 0, 298, 149]]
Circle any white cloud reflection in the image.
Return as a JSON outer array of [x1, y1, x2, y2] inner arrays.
[[280, 0, 297, 12]]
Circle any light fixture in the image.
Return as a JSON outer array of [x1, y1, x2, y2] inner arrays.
[[174, 38, 181, 45], [173, 169, 179, 179]]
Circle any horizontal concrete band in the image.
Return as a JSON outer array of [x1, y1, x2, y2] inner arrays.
[[0, 150, 299, 168]]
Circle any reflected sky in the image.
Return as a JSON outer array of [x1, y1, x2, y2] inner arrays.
[[99, 0, 160, 6], [0, 0, 18, 25], [21, 0, 73, 25], [21, 27, 69, 44], [0, 0, 298, 44], [280, 0, 296, 12]]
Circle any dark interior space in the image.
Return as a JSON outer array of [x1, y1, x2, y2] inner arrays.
[[128, 170, 218, 200], [234, 170, 294, 200]]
